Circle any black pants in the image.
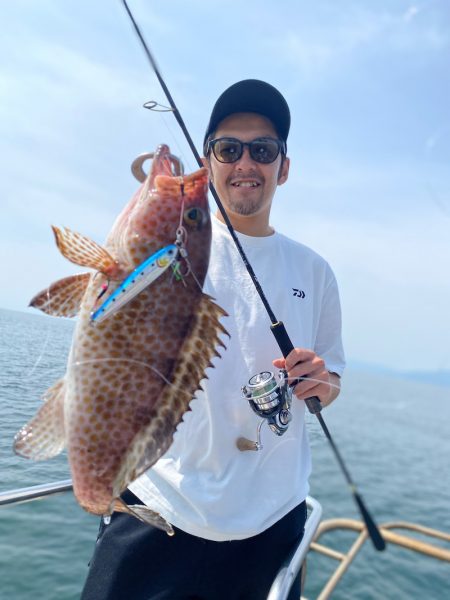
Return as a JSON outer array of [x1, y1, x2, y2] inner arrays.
[[81, 491, 306, 600]]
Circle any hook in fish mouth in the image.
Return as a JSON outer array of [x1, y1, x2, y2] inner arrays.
[[131, 152, 184, 183]]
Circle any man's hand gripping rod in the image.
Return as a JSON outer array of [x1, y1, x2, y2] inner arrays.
[[121, 0, 385, 552], [272, 321, 385, 551]]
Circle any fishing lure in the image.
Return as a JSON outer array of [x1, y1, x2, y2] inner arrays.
[[90, 244, 177, 324]]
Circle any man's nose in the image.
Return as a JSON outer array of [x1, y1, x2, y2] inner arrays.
[[236, 145, 255, 168]]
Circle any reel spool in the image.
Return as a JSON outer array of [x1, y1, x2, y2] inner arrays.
[[237, 370, 292, 451]]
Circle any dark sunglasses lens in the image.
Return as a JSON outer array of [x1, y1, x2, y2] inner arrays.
[[213, 140, 242, 163], [249, 140, 280, 163]]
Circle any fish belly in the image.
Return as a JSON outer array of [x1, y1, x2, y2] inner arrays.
[[66, 278, 199, 515]]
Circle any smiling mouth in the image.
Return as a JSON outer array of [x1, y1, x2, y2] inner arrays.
[[231, 181, 260, 188]]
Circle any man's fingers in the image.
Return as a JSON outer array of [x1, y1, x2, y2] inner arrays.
[[290, 368, 330, 400], [285, 348, 314, 371], [292, 377, 317, 397], [272, 357, 285, 369]]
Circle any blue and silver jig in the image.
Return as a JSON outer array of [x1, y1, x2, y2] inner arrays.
[[90, 244, 178, 324]]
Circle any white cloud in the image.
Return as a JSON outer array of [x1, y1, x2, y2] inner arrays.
[[403, 5, 420, 23], [265, 2, 448, 81]]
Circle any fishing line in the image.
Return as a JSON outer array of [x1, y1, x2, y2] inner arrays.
[[144, 100, 195, 172], [120, 0, 386, 551], [424, 127, 450, 218], [159, 109, 195, 174], [23, 323, 52, 380], [72, 357, 201, 403], [24, 286, 73, 380], [286, 375, 342, 393]]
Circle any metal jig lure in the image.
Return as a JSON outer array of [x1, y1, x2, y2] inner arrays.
[[90, 244, 178, 324]]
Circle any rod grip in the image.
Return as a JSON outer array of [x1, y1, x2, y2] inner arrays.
[[270, 321, 294, 358], [270, 321, 322, 414]]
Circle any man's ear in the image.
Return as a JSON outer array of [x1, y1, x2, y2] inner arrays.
[[202, 156, 213, 181], [278, 156, 290, 186]]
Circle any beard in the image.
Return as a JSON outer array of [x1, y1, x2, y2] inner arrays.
[[226, 195, 262, 216]]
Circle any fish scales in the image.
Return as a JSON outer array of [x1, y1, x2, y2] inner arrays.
[[14, 145, 227, 533]]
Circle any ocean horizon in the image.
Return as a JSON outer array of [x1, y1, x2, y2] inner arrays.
[[3, 305, 450, 386], [1, 307, 449, 599]]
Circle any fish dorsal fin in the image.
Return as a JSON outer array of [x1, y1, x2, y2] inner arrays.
[[113, 294, 228, 494], [29, 272, 91, 317], [13, 378, 66, 460], [52, 226, 119, 276]]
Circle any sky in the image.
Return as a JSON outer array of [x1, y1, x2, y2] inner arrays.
[[1, 0, 449, 371]]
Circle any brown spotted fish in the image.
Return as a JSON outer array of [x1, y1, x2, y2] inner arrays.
[[14, 144, 227, 534]]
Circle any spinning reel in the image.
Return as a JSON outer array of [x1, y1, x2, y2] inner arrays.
[[237, 370, 293, 451]]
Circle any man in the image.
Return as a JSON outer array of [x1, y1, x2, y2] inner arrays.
[[81, 79, 345, 600]]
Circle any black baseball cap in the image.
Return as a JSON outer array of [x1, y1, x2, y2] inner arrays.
[[203, 79, 290, 154]]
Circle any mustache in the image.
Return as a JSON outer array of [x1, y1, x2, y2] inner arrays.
[[227, 172, 264, 185]]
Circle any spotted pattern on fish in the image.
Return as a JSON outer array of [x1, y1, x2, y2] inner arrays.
[[52, 227, 119, 276], [14, 145, 227, 531], [29, 273, 92, 318], [112, 294, 228, 499]]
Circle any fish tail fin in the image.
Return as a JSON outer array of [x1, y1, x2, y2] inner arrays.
[[13, 378, 66, 459], [113, 498, 174, 536]]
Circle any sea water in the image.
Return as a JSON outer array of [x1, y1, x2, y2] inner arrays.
[[0, 308, 449, 599]]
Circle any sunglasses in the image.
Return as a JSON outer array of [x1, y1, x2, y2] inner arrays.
[[207, 137, 286, 164]]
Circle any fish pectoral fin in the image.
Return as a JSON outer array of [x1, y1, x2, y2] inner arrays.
[[13, 378, 66, 460], [29, 272, 91, 317], [113, 498, 174, 536], [52, 226, 119, 276]]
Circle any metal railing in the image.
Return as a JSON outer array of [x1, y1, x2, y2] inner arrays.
[[304, 518, 450, 600], [268, 496, 323, 600], [0, 480, 322, 600], [0, 479, 73, 507], [5, 482, 448, 600]]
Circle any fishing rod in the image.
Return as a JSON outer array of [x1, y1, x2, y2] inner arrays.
[[121, 0, 385, 552]]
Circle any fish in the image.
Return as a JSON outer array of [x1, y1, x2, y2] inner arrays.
[[13, 144, 228, 535]]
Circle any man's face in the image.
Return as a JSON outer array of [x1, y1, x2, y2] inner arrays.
[[205, 113, 290, 221]]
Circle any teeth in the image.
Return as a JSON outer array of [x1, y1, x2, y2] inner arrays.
[[233, 182, 258, 187]]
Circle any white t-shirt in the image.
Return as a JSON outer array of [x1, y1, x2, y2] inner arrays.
[[129, 215, 345, 541]]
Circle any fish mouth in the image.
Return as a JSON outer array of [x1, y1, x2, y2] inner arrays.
[[155, 167, 209, 207], [150, 144, 177, 178]]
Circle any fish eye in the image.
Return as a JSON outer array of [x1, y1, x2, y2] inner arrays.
[[183, 207, 205, 227]]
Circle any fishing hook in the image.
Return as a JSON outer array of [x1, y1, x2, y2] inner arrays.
[[121, 0, 386, 552]]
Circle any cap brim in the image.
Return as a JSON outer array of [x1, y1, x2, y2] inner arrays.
[[204, 79, 290, 151]]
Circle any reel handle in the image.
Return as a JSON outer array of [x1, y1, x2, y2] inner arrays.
[[270, 321, 322, 414]]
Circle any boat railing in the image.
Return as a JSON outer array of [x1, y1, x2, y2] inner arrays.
[[0, 480, 323, 600], [2, 482, 449, 600], [303, 518, 450, 600], [0, 479, 73, 507], [267, 496, 323, 600]]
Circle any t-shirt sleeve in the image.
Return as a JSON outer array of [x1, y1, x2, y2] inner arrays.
[[314, 266, 346, 377]]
